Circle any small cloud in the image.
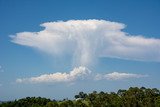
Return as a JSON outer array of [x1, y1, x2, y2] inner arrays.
[[16, 66, 91, 84], [95, 72, 148, 80], [0, 70, 4, 73], [0, 84, 2, 87], [0, 65, 4, 73], [16, 66, 148, 84]]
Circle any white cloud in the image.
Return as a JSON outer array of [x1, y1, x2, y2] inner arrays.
[[95, 72, 148, 80], [0, 84, 2, 86], [0, 65, 4, 73], [10, 19, 160, 66], [16, 66, 91, 83], [16, 66, 148, 83]]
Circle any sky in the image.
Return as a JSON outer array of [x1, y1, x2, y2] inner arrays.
[[0, 0, 160, 101]]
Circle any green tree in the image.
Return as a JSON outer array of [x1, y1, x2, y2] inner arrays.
[[75, 100, 88, 107], [155, 96, 160, 107], [46, 101, 58, 107]]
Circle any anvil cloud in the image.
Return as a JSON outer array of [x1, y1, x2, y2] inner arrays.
[[11, 19, 160, 67]]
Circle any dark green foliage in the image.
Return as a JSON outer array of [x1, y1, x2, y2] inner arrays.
[[75, 100, 88, 107], [1, 87, 160, 107], [0, 97, 51, 107], [46, 101, 58, 107], [75, 92, 87, 99], [59, 100, 74, 107]]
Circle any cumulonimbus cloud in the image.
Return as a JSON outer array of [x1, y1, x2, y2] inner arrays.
[[95, 72, 148, 80], [16, 67, 147, 83], [16, 66, 91, 83], [10, 19, 160, 67]]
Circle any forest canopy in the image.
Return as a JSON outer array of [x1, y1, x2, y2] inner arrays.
[[1, 87, 160, 107]]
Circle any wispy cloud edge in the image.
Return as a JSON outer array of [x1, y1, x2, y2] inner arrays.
[[95, 72, 148, 80]]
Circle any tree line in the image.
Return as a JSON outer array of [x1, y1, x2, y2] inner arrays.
[[0, 87, 160, 107]]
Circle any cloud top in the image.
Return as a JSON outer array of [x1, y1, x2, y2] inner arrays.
[[11, 19, 160, 66]]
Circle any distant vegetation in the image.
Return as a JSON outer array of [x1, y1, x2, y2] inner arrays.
[[1, 87, 160, 107]]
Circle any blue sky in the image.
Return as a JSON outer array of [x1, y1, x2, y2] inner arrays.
[[0, 0, 160, 101]]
